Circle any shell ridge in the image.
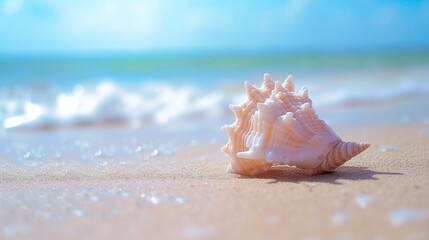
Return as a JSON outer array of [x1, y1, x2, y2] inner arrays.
[[236, 106, 259, 168], [264, 115, 284, 164], [234, 83, 273, 173]]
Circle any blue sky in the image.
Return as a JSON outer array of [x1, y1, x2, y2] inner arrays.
[[1, 0, 429, 54]]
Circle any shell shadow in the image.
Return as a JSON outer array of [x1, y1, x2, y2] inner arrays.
[[238, 165, 403, 185]]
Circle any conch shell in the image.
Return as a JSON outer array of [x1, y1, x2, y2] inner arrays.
[[221, 74, 370, 176]]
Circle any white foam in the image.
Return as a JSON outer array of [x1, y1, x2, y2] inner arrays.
[[0, 81, 231, 130], [1, 76, 429, 130], [312, 77, 429, 107]]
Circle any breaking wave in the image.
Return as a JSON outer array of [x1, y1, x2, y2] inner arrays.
[[1, 75, 428, 130]]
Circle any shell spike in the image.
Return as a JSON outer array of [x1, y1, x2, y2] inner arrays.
[[281, 112, 294, 127], [229, 104, 241, 116], [274, 81, 287, 93], [282, 75, 294, 91], [263, 73, 275, 90], [221, 146, 229, 154], [244, 81, 256, 95], [276, 92, 286, 101], [236, 150, 254, 159], [237, 145, 265, 160], [221, 125, 233, 136], [300, 87, 309, 98], [301, 102, 311, 112]]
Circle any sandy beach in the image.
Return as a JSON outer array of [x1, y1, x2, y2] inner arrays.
[[1, 122, 428, 240], [2, 1, 429, 239]]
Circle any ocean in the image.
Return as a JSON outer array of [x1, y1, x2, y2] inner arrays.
[[1, 50, 429, 131]]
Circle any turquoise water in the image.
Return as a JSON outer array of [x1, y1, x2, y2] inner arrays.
[[2, 50, 429, 86]]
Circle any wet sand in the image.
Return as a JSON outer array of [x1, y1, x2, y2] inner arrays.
[[1, 124, 429, 240]]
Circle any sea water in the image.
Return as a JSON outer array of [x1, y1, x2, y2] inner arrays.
[[1, 51, 429, 131]]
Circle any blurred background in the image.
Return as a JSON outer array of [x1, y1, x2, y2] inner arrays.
[[1, 0, 429, 130]]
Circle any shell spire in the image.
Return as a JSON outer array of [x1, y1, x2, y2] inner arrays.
[[306, 141, 370, 175]]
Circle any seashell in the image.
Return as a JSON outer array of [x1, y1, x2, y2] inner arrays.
[[221, 74, 370, 176]]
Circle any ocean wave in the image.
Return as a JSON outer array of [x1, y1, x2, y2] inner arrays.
[[1, 76, 428, 130], [310, 77, 429, 107], [0, 80, 240, 130]]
